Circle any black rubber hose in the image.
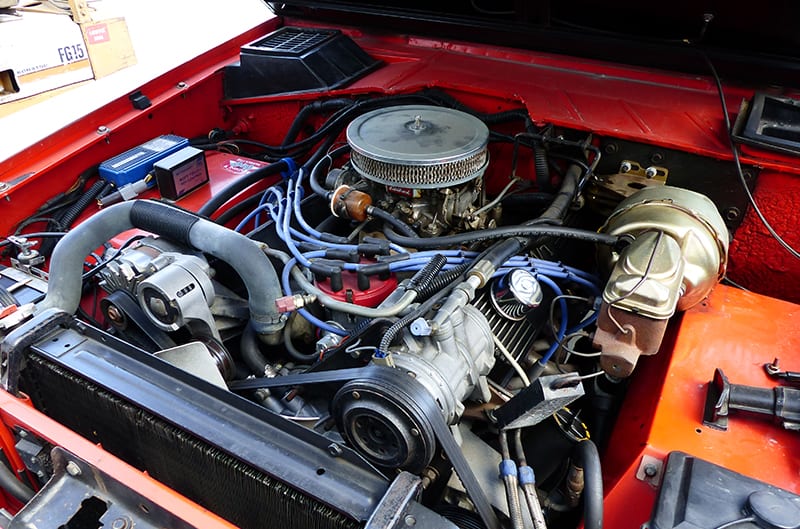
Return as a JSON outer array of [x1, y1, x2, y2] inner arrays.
[[575, 440, 603, 529], [197, 159, 289, 218], [422, 89, 532, 127], [368, 206, 418, 238], [481, 237, 525, 269], [283, 324, 318, 363], [0, 286, 18, 308], [501, 193, 555, 208], [384, 224, 619, 250], [534, 143, 551, 191], [308, 145, 350, 197], [534, 162, 580, 224], [282, 98, 355, 147], [0, 462, 34, 504], [130, 200, 199, 247], [240, 321, 271, 376]]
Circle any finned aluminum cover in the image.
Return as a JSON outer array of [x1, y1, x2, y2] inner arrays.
[[346, 105, 489, 189]]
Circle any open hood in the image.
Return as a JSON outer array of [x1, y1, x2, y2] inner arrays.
[[271, 1, 800, 87]]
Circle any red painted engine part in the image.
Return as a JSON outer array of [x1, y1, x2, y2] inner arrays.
[[602, 284, 800, 529], [314, 261, 398, 307]]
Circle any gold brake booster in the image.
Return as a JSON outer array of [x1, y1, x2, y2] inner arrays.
[[593, 186, 729, 377]]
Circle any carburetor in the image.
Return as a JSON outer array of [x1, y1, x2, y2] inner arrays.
[[329, 105, 494, 236]]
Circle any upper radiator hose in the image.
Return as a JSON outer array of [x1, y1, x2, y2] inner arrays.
[[39, 200, 285, 336]]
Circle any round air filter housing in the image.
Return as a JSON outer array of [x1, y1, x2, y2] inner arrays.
[[346, 105, 489, 189]]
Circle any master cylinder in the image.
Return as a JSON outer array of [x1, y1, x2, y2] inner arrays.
[[594, 186, 729, 377]]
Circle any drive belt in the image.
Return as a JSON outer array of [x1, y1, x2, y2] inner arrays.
[[229, 366, 501, 529]]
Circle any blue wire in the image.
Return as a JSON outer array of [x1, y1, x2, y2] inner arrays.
[[536, 275, 568, 365], [280, 257, 347, 336]]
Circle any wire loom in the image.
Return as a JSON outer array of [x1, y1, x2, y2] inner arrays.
[[20, 353, 359, 529]]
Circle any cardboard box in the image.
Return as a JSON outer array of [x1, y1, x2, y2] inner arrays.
[[80, 17, 137, 79], [0, 11, 94, 104], [0, 8, 136, 105]]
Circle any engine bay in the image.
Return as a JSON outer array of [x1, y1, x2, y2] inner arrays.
[[1, 16, 800, 529]]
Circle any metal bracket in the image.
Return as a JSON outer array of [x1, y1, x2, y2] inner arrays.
[[365, 472, 459, 529], [1, 308, 73, 395], [9, 447, 194, 529]]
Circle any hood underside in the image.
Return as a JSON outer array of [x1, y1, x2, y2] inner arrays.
[[271, 1, 800, 87]]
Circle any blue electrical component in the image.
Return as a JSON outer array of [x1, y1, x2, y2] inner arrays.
[[99, 134, 189, 187]]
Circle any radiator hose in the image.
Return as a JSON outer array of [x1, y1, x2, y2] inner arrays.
[[575, 440, 603, 529], [39, 200, 285, 337]]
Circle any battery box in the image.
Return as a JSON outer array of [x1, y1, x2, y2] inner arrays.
[[99, 135, 189, 187]]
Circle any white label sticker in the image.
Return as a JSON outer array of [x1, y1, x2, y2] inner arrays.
[[142, 137, 179, 152], [172, 155, 208, 196]]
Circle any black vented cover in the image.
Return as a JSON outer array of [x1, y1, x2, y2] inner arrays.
[[20, 354, 360, 529], [223, 26, 381, 98]]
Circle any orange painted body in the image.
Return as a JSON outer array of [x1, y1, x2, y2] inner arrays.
[[0, 390, 236, 528], [604, 284, 800, 529]]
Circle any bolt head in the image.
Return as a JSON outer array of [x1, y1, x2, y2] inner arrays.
[[148, 297, 169, 317], [107, 306, 123, 322], [111, 518, 130, 529], [404, 515, 417, 526], [643, 464, 658, 477], [65, 461, 82, 476], [620, 161, 632, 174], [96, 126, 110, 134], [645, 167, 658, 178]]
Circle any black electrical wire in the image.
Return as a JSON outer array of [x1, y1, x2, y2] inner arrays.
[[384, 224, 620, 250], [213, 192, 265, 227], [368, 206, 419, 238], [81, 235, 147, 282], [197, 159, 290, 218], [0, 232, 67, 249], [13, 216, 66, 235], [39, 178, 109, 257], [705, 54, 800, 260]]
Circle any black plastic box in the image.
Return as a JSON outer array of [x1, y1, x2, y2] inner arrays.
[[223, 26, 381, 98]]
